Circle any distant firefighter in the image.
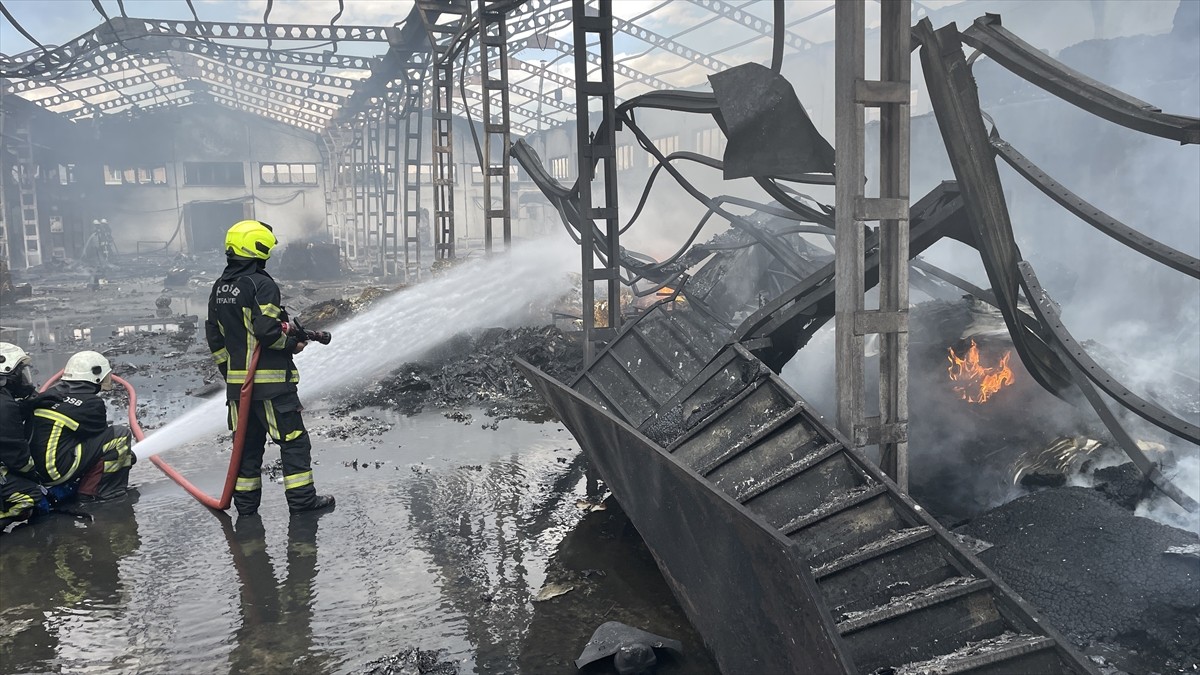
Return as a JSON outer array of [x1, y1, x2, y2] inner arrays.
[[206, 220, 335, 517], [155, 290, 173, 318], [30, 351, 136, 502]]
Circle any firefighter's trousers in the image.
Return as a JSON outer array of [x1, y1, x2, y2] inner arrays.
[[0, 466, 42, 529], [75, 425, 136, 501], [227, 392, 321, 515]]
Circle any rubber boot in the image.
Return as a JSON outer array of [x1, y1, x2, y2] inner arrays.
[[290, 495, 335, 514]]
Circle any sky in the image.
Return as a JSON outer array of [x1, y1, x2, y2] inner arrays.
[[0, 0, 975, 60]]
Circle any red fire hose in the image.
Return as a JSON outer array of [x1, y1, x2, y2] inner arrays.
[[40, 345, 260, 511]]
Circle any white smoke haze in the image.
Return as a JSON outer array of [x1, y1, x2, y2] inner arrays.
[[1137, 453, 1200, 535], [132, 233, 579, 460]]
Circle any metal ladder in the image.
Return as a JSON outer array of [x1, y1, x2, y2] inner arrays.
[[416, 0, 471, 262], [478, 0, 512, 254], [13, 121, 42, 268]]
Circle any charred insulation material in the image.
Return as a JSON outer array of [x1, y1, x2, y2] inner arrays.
[[336, 326, 583, 420], [958, 487, 1200, 674]]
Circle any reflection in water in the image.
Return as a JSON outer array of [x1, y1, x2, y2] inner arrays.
[[0, 491, 142, 672], [404, 452, 588, 670], [0, 412, 696, 673], [220, 511, 328, 674]]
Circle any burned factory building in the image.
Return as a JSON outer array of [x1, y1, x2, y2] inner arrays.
[[0, 2, 1197, 675], [3, 103, 328, 264]]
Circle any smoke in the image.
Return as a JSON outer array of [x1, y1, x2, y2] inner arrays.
[[1137, 453, 1200, 535], [132, 233, 579, 460]]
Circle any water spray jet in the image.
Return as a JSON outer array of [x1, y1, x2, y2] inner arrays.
[[132, 236, 579, 463]]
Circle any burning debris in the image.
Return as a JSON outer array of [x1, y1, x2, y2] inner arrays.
[[946, 339, 1015, 404]]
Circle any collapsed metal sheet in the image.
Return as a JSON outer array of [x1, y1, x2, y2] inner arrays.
[[915, 18, 1073, 397], [709, 62, 836, 180], [960, 14, 1200, 144]]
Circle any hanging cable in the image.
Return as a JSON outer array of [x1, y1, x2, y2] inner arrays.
[[90, 0, 167, 111], [0, 2, 100, 100], [771, 0, 784, 73], [0, 0, 48, 54], [315, 0, 344, 77]]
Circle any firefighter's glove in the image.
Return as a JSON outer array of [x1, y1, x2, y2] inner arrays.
[[284, 334, 308, 354]]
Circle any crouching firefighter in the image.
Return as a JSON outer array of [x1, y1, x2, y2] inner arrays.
[[31, 351, 136, 502], [207, 220, 334, 517], [0, 343, 48, 530]]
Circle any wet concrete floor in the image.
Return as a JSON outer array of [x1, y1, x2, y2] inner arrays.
[[0, 400, 719, 674], [0, 268, 720, 674]]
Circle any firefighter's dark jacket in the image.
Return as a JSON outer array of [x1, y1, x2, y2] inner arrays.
[[29, 381, 107, 486], [206, 257, 300, 401], [0, 387, 36, 476]]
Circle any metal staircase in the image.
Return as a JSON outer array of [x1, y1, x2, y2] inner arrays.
[[522, 180, 1099, 673], [545, 297, 1096, 674]]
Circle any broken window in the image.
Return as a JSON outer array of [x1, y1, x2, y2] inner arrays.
[[259, 162, 318, 186], [103, 164, 168, 186], [647, 135, 679, 167], [694, 128, 727, 159], [616, 145, 634, 171], [185, 162, 245, 187], [551, 156, 572, 180]]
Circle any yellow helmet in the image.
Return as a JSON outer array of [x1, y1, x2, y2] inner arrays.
[[224, 220, 277, 260]]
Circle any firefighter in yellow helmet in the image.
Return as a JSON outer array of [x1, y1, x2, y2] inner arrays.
[[206, 220, 334, 516]]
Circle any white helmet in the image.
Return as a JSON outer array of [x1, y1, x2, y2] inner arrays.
[[0, 342, 34, 392], [0, 342, 31, 376], [63, 350, 113, 389], [93, 219, 101, 225], [100, 219, 108, 225]]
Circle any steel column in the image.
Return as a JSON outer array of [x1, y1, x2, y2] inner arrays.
[[478, 0, 512, 253], [834, 0, 912, 490], [419, 2, 470, 263], [0, 92, 7, 266], [318, 130, 337, 241], [380, 100, 403, 277], [365, 113, 382, 266], [573, 0, 621, 363], [350, 127, 366, 263], [401, 78, 426, 281]]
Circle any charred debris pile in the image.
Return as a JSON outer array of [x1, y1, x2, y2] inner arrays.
[[902, 297, 1200, 673], [334, 324, 582, 422], [959, 488, 1200, 674]]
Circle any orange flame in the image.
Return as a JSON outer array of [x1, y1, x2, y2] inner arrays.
[[946, 340, 1015, 404]]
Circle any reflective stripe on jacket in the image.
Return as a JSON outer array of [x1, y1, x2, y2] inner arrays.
[[205, 258, 300, 401]]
